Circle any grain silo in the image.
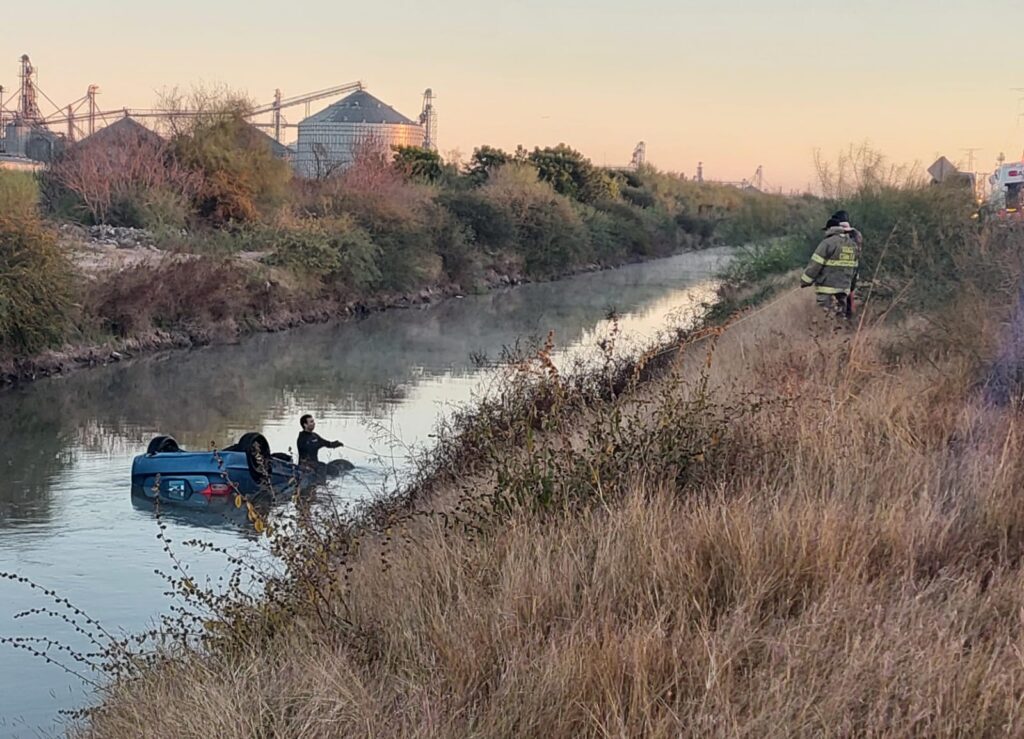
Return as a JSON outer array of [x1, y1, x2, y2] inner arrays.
[[294, 90, 423, 178]]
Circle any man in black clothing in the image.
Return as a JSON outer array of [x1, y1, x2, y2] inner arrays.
[[297, 414, 343, 466]]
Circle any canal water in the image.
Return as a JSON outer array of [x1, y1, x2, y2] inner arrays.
[[0, 248, 729, 736]]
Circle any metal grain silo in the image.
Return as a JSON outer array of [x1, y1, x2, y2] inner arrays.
[[294, 90, 424, 178]]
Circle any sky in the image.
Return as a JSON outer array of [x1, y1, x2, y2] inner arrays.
[[5, 0, 1024, 191]]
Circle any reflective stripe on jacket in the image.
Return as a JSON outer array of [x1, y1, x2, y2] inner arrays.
[[802, 227, 859, 295]]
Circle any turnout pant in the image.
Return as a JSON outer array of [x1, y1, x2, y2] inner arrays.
[[816, 291, 851, 317]]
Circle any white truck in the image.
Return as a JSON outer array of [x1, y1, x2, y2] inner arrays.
[[988, 162, 1024, 218]]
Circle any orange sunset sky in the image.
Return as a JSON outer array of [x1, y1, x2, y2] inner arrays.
[[6, 0, 1024, 191]]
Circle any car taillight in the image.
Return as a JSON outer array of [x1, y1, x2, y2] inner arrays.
[[199, 482, 232, 498]]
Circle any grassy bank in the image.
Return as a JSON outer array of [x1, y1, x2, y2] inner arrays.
[[0, 117, 822, 382], [57, 164, 1024, 735]]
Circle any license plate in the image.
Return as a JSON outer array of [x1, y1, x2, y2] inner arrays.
[[165, 480, 188, 500]]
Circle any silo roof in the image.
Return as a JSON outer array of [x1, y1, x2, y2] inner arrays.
[[80, 116, 163, 147], [302, 90, 418, 126]]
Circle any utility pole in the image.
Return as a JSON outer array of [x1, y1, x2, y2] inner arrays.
[[272, 88, 282, 142], [960, 148, 982, 202], [1012, 88, 1024, 128], [87, 84, 99, 136], [961, 147, 980, 174]]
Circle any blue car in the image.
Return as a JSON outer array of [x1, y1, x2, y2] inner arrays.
[[131, 433, 317, 508]]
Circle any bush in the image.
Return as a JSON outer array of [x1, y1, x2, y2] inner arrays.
[[85, 258, 279, 337], [325, 217, 383, 292], [0, 216, 74, 354], [332, 189, 437, 291], [723, 236, 811, 284], [438, 190, 515, 249], [713, 193, 829, 247], [517, 195, 590, 276], [171, 111, 292, 225], [621, 184, 655, 209], [262, 222, 339, 277], [426, 205, 477, 285], [108, 187, 193, 231], [43, 123, 199, 227], [582, 208, 628, 265], [0, 171, 40, 217], [599, 200, 678, 259], [263, 217, 383, 293]]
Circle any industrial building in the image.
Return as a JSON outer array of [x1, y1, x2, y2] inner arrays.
[[1, 53, 435, 175], [293, 89, 429, 178], [0, 55, 65, 164]]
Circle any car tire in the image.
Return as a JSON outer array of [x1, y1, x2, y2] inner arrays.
[[146, 435, 181, 455], [236, 432, 272, 484]]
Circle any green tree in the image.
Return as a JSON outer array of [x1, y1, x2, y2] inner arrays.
[[468, 145, 513, 183], [528, 144, 619, 204], [392, 146, 444, 183]]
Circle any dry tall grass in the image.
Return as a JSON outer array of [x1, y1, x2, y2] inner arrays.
[[79, 227, 1024, 737]]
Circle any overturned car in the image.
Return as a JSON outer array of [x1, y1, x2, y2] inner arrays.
[[131, 432, 351, 508]]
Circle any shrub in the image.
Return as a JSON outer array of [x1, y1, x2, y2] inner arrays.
[[0, 216, 74, 354], [332, 189, 437, 291], [262, 222, 340, 277], [596, 201, 668, 258], [85, 258, 279, 337], [263, 217, 383, 293], [438, 190, 515, 249], [108, 187, 193, 231], [723, 236, 811, 284], [517, 195, 590, 276], [425, 204, 477, 285], [324, 217, 382, 292], [621, 184, 656, 209], [171, 110, 291, 225], [0, 171, 40, 217], [480, 164, 591, 276], [582, 207, 628, 265], [714, 192, 829, 246], [43, 122, 198, 227]]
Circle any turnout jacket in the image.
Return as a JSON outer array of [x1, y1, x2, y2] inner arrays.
[[802, 227, 859, 294]]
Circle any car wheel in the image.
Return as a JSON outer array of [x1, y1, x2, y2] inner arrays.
[[146, 435, 181, 455], [236, 432, 272, 484]]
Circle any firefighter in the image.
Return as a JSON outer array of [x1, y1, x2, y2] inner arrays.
[[830, 210, 862, 318], [801, 213, 860, 318]]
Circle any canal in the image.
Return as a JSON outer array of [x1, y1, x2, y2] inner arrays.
[[0, 248, 729, 735]]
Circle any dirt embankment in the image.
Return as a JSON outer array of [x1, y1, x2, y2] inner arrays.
[[1, 228, 639, 388]]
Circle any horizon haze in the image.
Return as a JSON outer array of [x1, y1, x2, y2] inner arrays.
[[5, 0, 1024, 190]]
